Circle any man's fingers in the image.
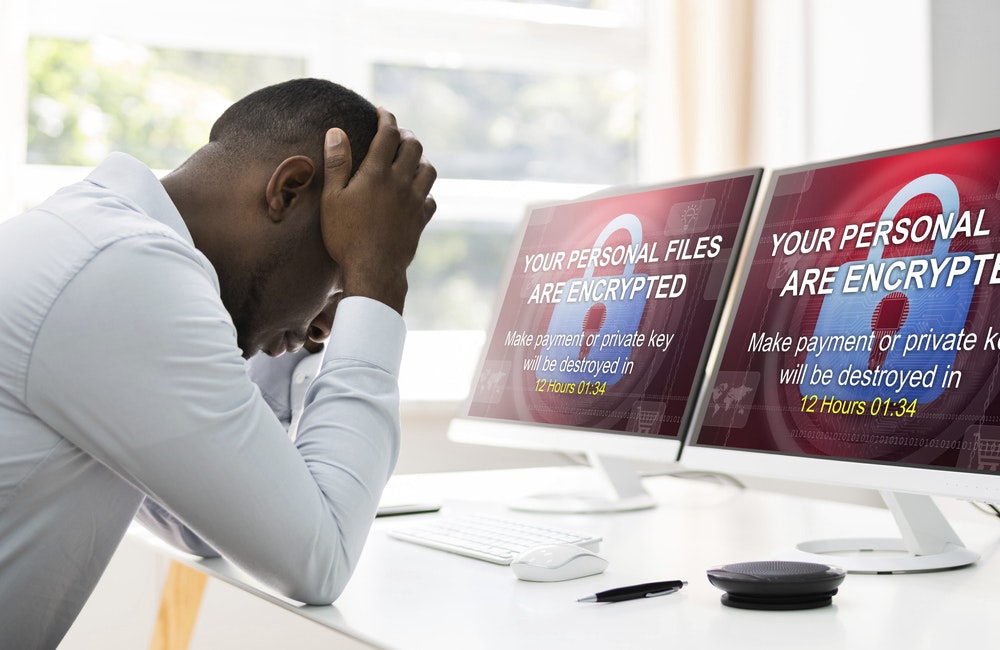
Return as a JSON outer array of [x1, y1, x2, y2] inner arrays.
[[413, 159, 437, 201], [393, 130, 423, 174], [362, 107, 402, 170], [324, 128, 353, 191], [423, 194, 438, 225]]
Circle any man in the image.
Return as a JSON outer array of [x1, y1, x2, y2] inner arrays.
[[0, 78, 435, 647]]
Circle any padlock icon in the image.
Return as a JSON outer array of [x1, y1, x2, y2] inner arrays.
[[537, 214, 648, 386], [802, 173, 975, 403]]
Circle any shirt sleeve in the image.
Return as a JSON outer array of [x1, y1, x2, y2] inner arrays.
[[134, 497, 221, 558], [25, 234, 402, 604], [246, 345, 319, 430], [135, 346, 323, 557]]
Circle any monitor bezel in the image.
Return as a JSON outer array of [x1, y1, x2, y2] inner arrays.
[[449, 167, 765, 466], [683, 128, 1000, 507]]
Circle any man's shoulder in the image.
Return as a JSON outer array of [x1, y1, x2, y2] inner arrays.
[[5, 198, 206, 297], [0, 175, 219, 337], [36, 178, 183, 246]]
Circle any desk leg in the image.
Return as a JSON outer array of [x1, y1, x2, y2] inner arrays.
[[149, 560, 208, 650]]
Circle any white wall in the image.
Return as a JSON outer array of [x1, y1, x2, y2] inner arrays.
[[752, 0, 932, 169], [931, 0, 1000, 138]]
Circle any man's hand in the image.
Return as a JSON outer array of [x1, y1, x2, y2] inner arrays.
[[320, 107, 437, 314]]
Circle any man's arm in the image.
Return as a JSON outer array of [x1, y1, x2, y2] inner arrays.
[[26, 114, 432, 605], [134, 498, 221, 558], [136, 346, 319, 557], [28, 246, 404, 604]]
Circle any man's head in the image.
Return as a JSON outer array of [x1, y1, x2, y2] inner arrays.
[[208, 78, 376, 178], [162, 78, 377, 358]]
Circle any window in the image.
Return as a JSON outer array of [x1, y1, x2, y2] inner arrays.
[[5, 0, 654, 401], [372, 62, 640, 331], [372, 64, 638, 184], [27, 36, 305, 169]]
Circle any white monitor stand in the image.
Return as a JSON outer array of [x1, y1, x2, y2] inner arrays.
[[448, 417, 679, 514], [786, 491, 979, 574], [509, 452, 658, 513]]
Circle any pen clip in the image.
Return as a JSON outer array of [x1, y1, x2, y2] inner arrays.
[[644, 586, 681, 598]]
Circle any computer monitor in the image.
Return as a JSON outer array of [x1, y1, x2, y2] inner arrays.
[[449, 169, 762, 512], [684, 129, 1000, 572]]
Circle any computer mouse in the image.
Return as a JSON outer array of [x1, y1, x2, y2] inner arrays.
[[510, 543, 609, 582]]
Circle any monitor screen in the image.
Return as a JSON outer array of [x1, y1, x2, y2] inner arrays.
[[450, 169, 762, 511], [684, 130, 1000, 571]]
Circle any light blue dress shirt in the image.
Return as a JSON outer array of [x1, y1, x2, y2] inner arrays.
[[0, 154, 403, 648]]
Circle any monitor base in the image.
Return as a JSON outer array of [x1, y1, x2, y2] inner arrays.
[[509, 453, 658, 513], [787, 491, 979, 573], [788, 538, 979, 574]]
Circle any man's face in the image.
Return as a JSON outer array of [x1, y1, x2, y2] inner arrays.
[[228, 218, 342, 359]]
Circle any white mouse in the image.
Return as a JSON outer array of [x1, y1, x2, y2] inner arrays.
[[510, 543, 609, 582]]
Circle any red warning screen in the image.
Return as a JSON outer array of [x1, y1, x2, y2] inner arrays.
[[693, 131, 1000, 474], [467, 170, 761, 439]]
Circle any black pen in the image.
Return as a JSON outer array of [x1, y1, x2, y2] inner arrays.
[[578, 580, 687, 603]]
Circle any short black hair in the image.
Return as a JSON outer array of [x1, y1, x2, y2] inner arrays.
[[209, 78, 377, 176]]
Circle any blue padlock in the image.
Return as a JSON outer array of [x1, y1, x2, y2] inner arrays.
[[802, 174, 975, 404], [537, 214, 648, 386]]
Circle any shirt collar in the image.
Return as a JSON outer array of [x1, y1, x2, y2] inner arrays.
[[85, 153, 194, 246]]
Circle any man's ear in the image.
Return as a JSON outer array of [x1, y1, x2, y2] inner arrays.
[[265, 155, 316, 223]]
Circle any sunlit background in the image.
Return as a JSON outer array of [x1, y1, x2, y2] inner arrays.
[[0, 0, 996, 401], [4, 1, 1000, 647]]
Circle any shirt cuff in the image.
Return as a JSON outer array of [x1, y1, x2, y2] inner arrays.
[[323, 296, 406, 375]]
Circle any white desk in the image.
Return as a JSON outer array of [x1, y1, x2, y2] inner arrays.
[[138, 467, 1000, 649]]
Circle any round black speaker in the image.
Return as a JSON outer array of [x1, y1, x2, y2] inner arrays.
[[706, 561, 846, 610]]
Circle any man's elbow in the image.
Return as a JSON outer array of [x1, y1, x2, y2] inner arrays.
[[282, 575, 347, 606], [275, 550, 355, 605]]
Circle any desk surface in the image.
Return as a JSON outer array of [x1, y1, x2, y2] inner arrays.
[[139, 467, 1000, 649]]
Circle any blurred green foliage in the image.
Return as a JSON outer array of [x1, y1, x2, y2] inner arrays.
[[27, 36, 303, 168]]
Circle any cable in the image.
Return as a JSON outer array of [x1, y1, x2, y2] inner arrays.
[[970, 501, 1000, 520]]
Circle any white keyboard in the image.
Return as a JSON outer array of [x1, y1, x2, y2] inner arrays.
[[388, 513, 602, 565]]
